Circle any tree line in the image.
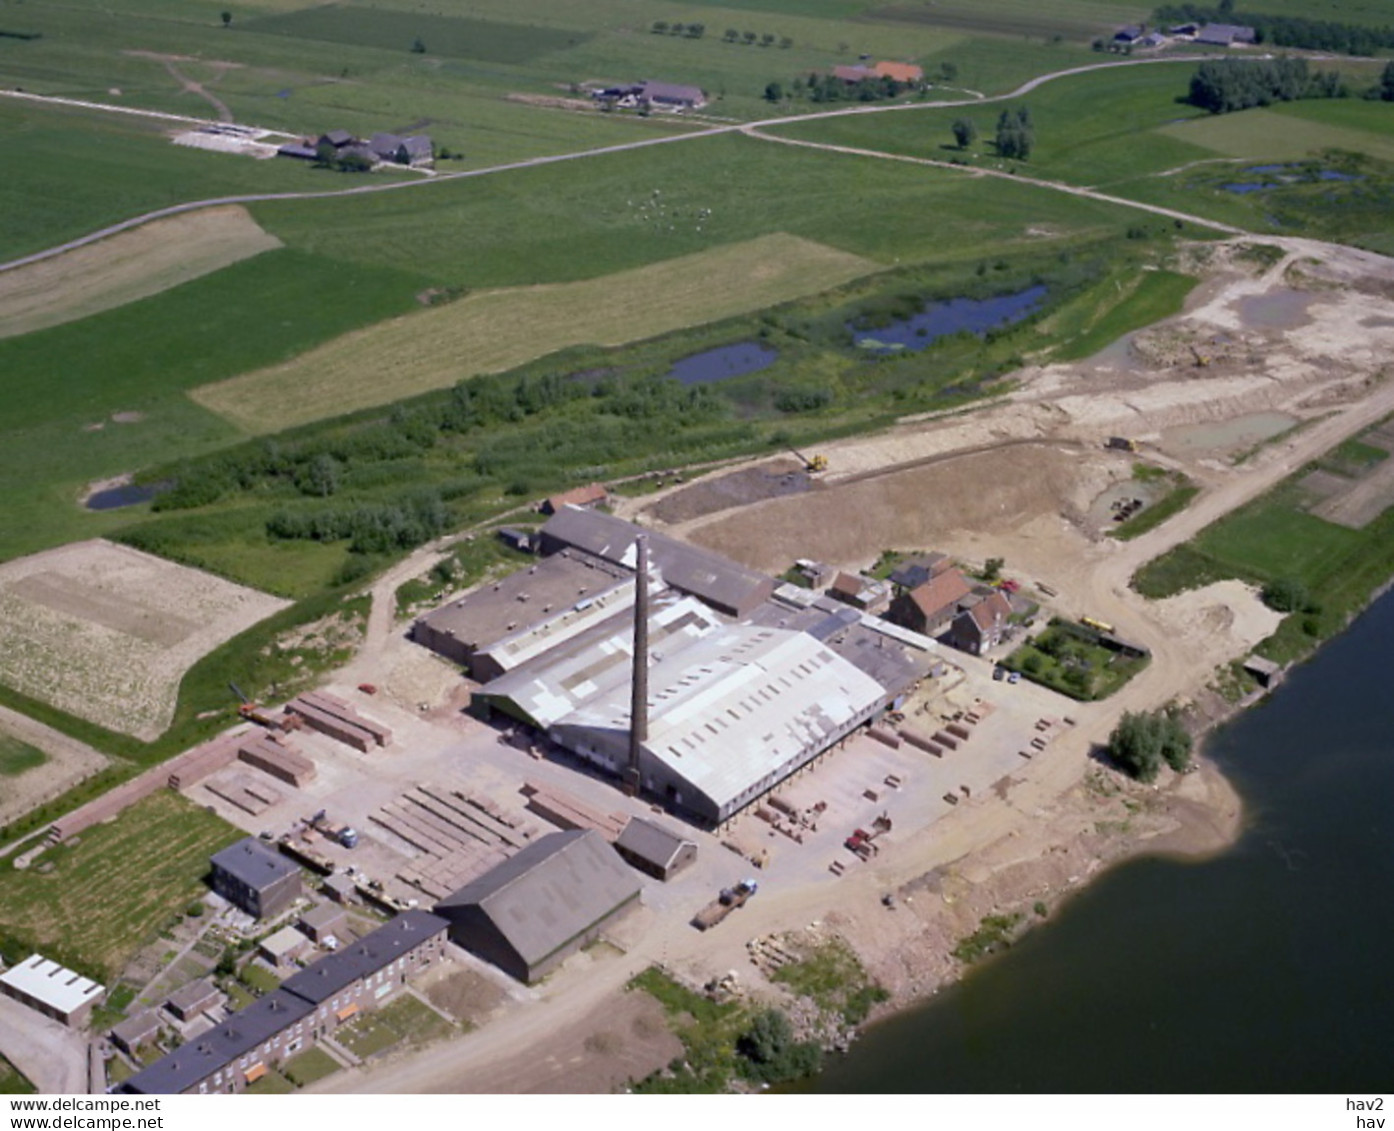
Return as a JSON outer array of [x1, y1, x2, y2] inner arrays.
[[1187, 57, 1346, 115], [1154, 3, 1394, 56], [948, 107, 1034, 160]]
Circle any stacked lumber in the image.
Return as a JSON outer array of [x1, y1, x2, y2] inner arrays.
[[286, 691, 393, 752], [205, 773, 282, 815], [521, 780, 626, 840], [238, 735, 316, 787]]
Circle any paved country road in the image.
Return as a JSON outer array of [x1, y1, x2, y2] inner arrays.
[[0, 55, 1232, 275]]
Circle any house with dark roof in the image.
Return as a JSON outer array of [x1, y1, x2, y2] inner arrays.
[[110, 1010, 161, 1057], [121, 989, 313, 1094], [887, 568, 975, 637], [887, 553, 950, 592], [317, 129, 354, 150], [120, 912, 447, 1094], [944, 590, 1013, 656], [638, 80, 706, 109], [827, 571, 891, 614], [1113, 24, 1144, 43], [614, 816, 697, 881], [209, 838, 302, 920], [166, 979, 221, 1023], [434, 830, 641, 983]]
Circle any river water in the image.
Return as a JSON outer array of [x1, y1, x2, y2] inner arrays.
[[814, 592, 1394, 1093]]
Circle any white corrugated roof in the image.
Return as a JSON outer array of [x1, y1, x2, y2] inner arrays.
[[0, 955, 104, 1014]]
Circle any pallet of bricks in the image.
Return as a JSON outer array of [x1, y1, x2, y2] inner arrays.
[[238, 733, 316, 787], [286, 690, 392, 752]]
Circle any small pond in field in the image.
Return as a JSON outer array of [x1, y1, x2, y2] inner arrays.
[[849, 285, 1047, 353], [1223, 165, 1360, 194], [667, 341, 778, 385], [1160, 411, 1298, 457], [84, 482, 165, 511]]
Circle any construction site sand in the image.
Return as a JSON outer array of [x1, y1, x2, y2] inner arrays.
[[0, 540, 290, 740], [0, 206, 280, 339]]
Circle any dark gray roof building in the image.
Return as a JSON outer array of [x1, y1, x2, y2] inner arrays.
[[209, 838, 301, 920], [538, 506, 773, 618], [615, 816, 697, 881], [110, 1010, 161, 1055], [166, 979, 221, 1022], [434, 830, 641, 983], [121, 990, 312, 1095]]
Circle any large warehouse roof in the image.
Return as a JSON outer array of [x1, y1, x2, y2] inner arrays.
[[0, 955, 104, 1015], [539, 507, 772, 616], [479, 593, 723, 728], [555, 624, 887, 813], [434, 830, 640, 971]]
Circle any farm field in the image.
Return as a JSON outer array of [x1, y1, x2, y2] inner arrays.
[[0, 540, 290, 740], [0, 206, 281, 339], [191, 233, 880, 431], [252, 131, 1140, 285], [1160, 104, 1394, 165], [0, 790, 240, 982], [0, 734, 45, 777]]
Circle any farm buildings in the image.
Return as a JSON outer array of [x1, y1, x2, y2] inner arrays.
[[120, 911, 448, 1094], [415, 507, 929, 826]]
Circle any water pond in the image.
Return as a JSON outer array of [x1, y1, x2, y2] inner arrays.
[[1160, 411, 1297, 457], [1223, 164, 1359, 193], [849, 285, 1046, 353], [667, 341, 778, 385], [85, 482, 164, 511]]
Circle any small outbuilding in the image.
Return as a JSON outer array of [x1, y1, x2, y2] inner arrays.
[[210, 837, 302, 920], [111, 1010, 162, 1056], [259, 925, 309, 968], [614, 816, 697, 881], [321, 872, 358, 905], [298, 904, 348, 946], [166, 979, 221, 1023], [434, 830, 641, 983]]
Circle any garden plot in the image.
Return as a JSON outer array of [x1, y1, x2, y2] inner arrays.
[[0, 540, 290, 740]]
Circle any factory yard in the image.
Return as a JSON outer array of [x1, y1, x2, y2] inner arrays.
[[0, 540, 290, 740]]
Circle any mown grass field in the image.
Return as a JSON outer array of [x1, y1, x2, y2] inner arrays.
[[0, 206, 281, 339], [0, 734, 46, 777], [1047, 267, 1198, 361], [1135, 472, 1394, 664], [1160, 103, 1394, 165], [0, 790, 240, 981], [192, 233, 879, 431]]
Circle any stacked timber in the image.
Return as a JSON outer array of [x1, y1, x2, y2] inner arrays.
[[286, 691, 393, 752], [238, 734, 316, 787], [205, 774, 282, 815], [521, 781, 626, 840]]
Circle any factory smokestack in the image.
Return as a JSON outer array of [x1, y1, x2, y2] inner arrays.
[[624, 534, 649, 796]]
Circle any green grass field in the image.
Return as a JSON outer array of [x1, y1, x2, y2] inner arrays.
[[0, 734, 46, 777], [192, 233, 879, 431], [0, 790, 240, 982], [1048, 267, 1198, 360], [1134, 471, 1394, 664]]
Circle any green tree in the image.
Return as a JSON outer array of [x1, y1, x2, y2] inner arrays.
[[736, 1008, 823, 1084], [724, 28, 739, 42], [939, 61, 958, 82], [220, 10, 232, 27], [1381, 60, 1394, 101], [982, 556, 1004, 582], [651, 20, 668, 33], [995, 106, 1034, 160], [743, 30, 757, 45], [1108, 708, 1192, 782], [410, 36, 426, 53], [952, 117, 976, 149], [761, 32, 776, 47], [1261, 577, 1309, 613], [764, 81, 784, 102]]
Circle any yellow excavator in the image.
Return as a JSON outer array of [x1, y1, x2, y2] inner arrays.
[[789, 448, 828, 473]]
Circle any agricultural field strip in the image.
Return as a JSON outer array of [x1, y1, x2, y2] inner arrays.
[[0, 541, 290, 741], [0, 206, 281, 339], [0, 56, 1232, 275], [191, 233, 878, 432]]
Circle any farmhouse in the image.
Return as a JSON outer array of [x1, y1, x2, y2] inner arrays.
[[872, 61, 923, 83], [594, 81, 707, 110], [209, 837, 302, 920], [434, 830, 641, 983], [368, 132, 434, 167], [1194, 23, 1256, 46], [121, 911, 448, 1094], [888, 553, 951, 592], [0, 955, 104, 1028]]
